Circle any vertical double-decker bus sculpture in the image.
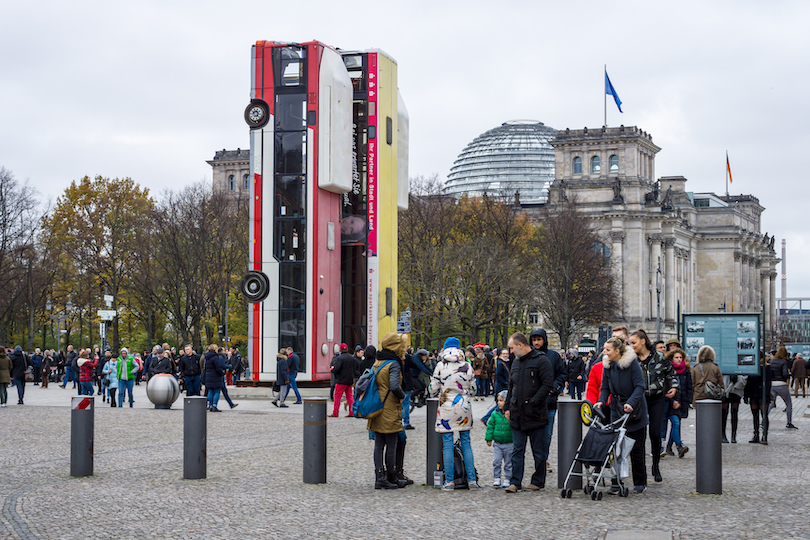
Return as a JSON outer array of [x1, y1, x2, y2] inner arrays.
[[242, 40, 353, 382], [241, 41, 408, 383]]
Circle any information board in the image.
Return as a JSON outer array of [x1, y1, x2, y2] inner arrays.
[[784, 343, 810, 358], [681, 312, 760, 375]]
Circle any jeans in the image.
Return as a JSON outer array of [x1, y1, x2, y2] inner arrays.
[[185, 375, 201, 396], [510, 426, 546, 488], [63, 367, 76, 387], [493, 441, 513, 481], [289, 373, 302, 402], [118, 379, 135, 407], [79, 381, 94, 395], [221, 382, 235, 407], [569, 381, 584, 400], [333, 384, 353, 415], [542, 409, 556, 460], [13, 377, 25, 402], [442, 431, 475, 484], [0, 383, 7, 404], [665, 414, 682, 447], [207, 388, 221, 409], [402, 391, 412, 425]]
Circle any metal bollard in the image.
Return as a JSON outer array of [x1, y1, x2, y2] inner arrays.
[[70, 396, 94, 477], [695, 399, 722, 494], [303, 397, 327, 484], [557, 397, 583, 489], [425, 398, 442, 487], [183, 396, 207, 479]]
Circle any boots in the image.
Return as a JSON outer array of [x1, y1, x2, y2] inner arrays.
[[388, 470, 407, 488], [396, 469, 414, 485], [730, 406, 738, 443], [761, 413, 769, 445], [375, 469, 397, 489], [652, 462, 662, 483], [749, 411, 760, 443], [677, 444, 689, 458], [662, 443, 675, 457]]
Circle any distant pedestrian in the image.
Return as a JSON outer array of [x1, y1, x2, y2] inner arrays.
[[791, 353, 806, 398], [180, 345, 202, 397], [116, 348, 138, 408], [102, 354, 119, 407], [286, 347, 302, 404], [0, 346, 11, 407], [329, 343, 356, 418], [272, 349, 290, 408], [769, 347, 797, 429], [77, 350, 97, 396], [40, 350, 52, 389], [10, 346, 28, 405], [204, 344, 226, 412]]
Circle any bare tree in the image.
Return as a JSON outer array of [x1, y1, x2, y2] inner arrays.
[[531, 200, 618, 350]]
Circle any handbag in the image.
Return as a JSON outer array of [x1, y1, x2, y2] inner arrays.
[[102, 376, 110, 387], [697, 363, 723, 400]]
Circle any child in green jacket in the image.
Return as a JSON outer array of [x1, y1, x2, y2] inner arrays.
[[485, 390, 513, 487]]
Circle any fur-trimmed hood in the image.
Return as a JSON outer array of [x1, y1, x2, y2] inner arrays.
[[603, 347, 637, 370]]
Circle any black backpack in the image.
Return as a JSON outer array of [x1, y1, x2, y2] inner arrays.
[[452, 439, 478, 489]]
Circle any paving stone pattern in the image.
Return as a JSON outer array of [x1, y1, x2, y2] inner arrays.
[[1, 385, 809, 540]]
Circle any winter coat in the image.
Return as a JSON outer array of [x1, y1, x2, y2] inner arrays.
[[78, 357, 97, 382], [287, 352, 299, 376], [769, 358, 789, 383], [10, 348, 28, 379], [791, 358, 807, 380], [485, 409, 513, 444], [103, 360, 119, 389], [723, 374, 746, 400], [367, 350, 405, 434], [275, 354, 289, 385], [180, 353, 202, 377], [585, 360, 604, 404], [151, 355, 173, 375], [638, 349, 679, 399], [473, 355, 489, 380], [331, 352, 357, 386], [116, 355, 139, 381], [530, 328, 566, 411], [204, 351, 225, 389], [599, 347, 648, 432], [504, 348, 554, 432], [494, 358, 511, 395], [691, 358, 724, 405], [667, 366, 693, 418], [567, 356, 586, 384], [429, 355, 477, 433], [0, 352, 11, 384]]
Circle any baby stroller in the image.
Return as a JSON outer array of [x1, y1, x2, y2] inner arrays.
[[560, 401, 634, 499]]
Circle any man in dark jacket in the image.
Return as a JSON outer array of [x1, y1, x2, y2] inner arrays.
[[150, 347, 173, 376], [285, 347, 302, 404], [330, 344, 358, 417], [180, 345, 202, 396], [530, 328, 567, 473], [60, 345, 78, 389], [10, 346, 29, 405], [504, 332, 553, 492]]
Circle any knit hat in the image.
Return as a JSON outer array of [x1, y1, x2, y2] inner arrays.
[[443, 337, 461, 350], [497, 390, 508, 400]]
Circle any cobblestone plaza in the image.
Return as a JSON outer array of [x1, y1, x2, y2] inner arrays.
[[1, 386, 808, 540]]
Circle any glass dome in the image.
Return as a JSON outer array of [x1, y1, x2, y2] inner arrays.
[[445, 120, 557, 204]]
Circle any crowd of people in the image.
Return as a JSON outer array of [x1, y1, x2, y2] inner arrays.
[[0, 342, 248, 411], [353, 325, 802, 493]]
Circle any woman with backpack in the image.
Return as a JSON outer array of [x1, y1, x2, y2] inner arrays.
[[429, 337, 481, 491], [367, 333, 408, 489]]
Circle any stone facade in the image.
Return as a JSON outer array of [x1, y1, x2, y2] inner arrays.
[[523, 126, 778, 340], [207, 148, 251, 197]]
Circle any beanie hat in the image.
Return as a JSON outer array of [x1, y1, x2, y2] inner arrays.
[[443, 337, 461, 350]]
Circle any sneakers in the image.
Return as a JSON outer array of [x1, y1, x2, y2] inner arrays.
[[787, 423, 799, 429], [493, 479, 501, 487], [271, 400, 278, 407], [504, 484, 520, 493], [279, 404, 289, 408], [633, 485, 646, 494], [210, 407, 221, 412], [441, 481, 455, 491], [230, 403, 239, 409], [404, 424, 415, 430], [468, 481, 483, 490], [524, 483, 544, 491]]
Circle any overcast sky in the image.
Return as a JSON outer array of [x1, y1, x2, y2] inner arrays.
[[2, 0, 809, 297]]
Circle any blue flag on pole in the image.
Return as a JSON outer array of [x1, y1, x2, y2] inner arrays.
[[605, 72, 623, 113]]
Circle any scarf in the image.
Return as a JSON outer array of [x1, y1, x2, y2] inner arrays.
[[672, 361, 687, 375]]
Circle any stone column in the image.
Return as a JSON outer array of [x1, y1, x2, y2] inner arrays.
[[648, 234, 662, 320], [733, 250, 742, 311], [610, 231, 626, 319], [761, 271, 770, 336], [664, 238, 676, 322], [741, 254, 749, 311], [770, 272, 777, 342]]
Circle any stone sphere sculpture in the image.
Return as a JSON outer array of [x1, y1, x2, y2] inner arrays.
[[146, 374, 180, 409]]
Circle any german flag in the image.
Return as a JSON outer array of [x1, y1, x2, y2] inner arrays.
[[726, 152, 733, 184]]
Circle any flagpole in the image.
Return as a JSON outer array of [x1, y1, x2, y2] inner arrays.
[[604, 65, 607, 127]]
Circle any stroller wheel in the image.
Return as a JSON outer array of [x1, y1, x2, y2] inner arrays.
[[591, 491, 597, 500], [566, 489, 573, 498], [620, 486, 629, 497], [560, 489, 566, 499], [597, 491, 603, 500]]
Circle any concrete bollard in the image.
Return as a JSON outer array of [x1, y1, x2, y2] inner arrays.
[[303, 397, 327, 484], [426, 398, 442, 487], [695, 399, 722, 494], [183, 396, 207, 479], [557, 397, 583, 489], [70, 396, 94, 477]]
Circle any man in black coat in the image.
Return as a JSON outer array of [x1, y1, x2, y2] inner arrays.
[[10, 346, 29, 405], [329, 344, 358, 417], [286, 347, 302, 404], [530, 328, 567, 473], [504, 332, 553, 492]]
